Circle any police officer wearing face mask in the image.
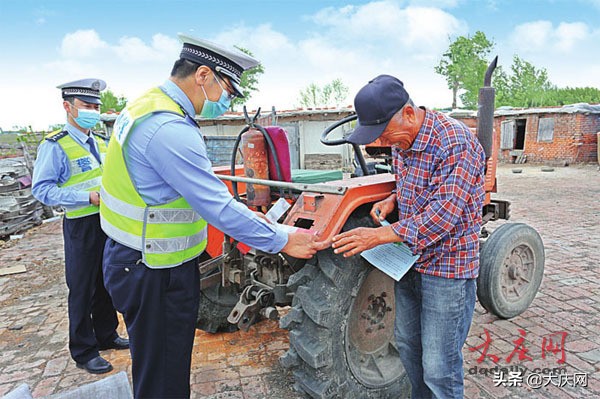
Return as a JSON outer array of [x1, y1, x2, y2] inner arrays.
[[32, 79, 129, 375], [99, 35, 329, 398]]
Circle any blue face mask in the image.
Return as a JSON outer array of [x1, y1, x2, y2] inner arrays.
[[73, 108, 100, 129], [200, 77, 232, 119]]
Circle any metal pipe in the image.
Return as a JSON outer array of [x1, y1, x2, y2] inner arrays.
[[484, 56, 498, 87], [477, 56, 498, 159], [216, 174, 347, 195]]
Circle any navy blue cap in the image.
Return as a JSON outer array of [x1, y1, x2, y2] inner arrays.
[[347, 75, 410, 145], [57, 78, 106, 105]]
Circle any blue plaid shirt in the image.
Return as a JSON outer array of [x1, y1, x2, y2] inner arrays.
[[391, 109, 486, 279]]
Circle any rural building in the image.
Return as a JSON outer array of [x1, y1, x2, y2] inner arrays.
[[451, 103, 600, 164], [102, 107, 356, 170], [102, 103, 600, 169]]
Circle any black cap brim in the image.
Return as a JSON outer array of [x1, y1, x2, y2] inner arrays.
[[230, 80, 244, 98], [346, 119, 390, 145], [67, 95, 102, 105], [215, 66, 244, 98]]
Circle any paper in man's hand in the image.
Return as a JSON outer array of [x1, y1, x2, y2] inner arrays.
[[361, 210, 419, 281]]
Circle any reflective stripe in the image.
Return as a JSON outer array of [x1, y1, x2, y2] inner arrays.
[[101, 186, 202, 224], [101, 186, 145, 221], [64, 208, 99, 218], [143, 229, 207, 254], [146, 208, 203, 224], [68, 177, 102, 191], [100, 216, 143, 250], [101, 216, 207, 254], [64, 203, 97, 212]]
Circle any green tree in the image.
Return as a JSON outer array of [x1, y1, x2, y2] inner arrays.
[[437, 31, 600, 108], [435, 31, 494, 109], [508, 56, 553, 107], [494, 55, 553, 107], [297, 79, 349, 108], [230, 47, 264, 111], [328, 78, 350, 107], [299, 83, 322, 108], [551, 87, 600, 105], [100, 90, 127, 113]]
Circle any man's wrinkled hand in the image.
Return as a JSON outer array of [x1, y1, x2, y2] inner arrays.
[[332, 224, 401, 258], [370, 196, 396, 225], [332, 227, 383, 258]]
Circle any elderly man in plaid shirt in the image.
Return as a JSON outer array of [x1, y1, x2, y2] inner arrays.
[[332, 75, 486, 399]]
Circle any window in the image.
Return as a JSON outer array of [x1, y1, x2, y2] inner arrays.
[[537, 117, 554, 142]]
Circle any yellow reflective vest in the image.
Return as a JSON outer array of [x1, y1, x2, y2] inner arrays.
[[100, 88, 207, 268], [45, 130, 107, 219]]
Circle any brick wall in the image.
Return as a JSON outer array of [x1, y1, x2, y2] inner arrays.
[[576, 113, 600, 162], [304, 153, 343, 170], [455, 112, 599, 164]]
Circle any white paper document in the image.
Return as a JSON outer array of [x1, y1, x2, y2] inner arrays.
[[361, 242, 419, 281], [265, 198, 291, 223], [360, 211, 419, 281]]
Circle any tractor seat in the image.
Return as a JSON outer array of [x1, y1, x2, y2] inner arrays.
[[263, 126, 343, 184], [291, 169, 344, 184], [264, 126, 292, 182]]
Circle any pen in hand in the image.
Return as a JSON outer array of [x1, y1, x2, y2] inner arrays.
[[375, 209, 391, 227]]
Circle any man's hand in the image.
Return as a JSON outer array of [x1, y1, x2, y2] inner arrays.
[[332, 226, 398, 258], [89, 191, 100, 206], [370, 195, 396, 225], [282, 231, 330, 259]]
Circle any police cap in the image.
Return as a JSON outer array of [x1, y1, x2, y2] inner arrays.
[[57, 78, 106, 105], [178, 33, 260, 98]]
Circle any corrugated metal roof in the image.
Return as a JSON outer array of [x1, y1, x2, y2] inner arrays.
[[448, 103, 600, 118], [100, 106, 354, 123], [100, 102, 600, 124], [494, 103, 600, 116]]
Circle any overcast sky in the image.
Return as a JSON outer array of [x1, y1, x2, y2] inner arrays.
[[1, 0, 599, 130]]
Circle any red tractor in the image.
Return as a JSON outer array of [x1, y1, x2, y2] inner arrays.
[[197, 58, 545, 398]]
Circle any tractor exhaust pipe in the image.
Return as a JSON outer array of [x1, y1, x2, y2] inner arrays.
[[477, 56, 498, 159]]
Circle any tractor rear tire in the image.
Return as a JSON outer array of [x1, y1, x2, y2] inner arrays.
[[197, 283, 240, 333], [477, 223, 544, 319], [196, 256, 240, 333], [280, 214, 410, 398]]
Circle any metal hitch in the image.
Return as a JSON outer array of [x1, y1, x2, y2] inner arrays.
[[227, 285, 275, 331]]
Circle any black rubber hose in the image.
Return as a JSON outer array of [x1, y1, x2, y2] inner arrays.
[[230, 125, 250, 202]]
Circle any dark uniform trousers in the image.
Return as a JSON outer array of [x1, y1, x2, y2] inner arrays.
[[103, 238, 200, 399], [62, 214, 118, 363]]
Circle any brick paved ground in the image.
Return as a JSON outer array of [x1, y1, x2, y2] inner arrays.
[[0, 164, 599, 398]]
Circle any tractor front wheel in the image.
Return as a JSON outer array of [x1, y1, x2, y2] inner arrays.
[[280, 215, 410, 398], [477, 223, 545, 319]]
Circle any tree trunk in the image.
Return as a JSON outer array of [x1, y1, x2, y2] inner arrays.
[[452, 83, 458, 109]]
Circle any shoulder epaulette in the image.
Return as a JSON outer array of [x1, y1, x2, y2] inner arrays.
[[91, 131, 107, 140], [45, 130, 68, 142]]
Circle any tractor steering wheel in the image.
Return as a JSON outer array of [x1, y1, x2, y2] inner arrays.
[[320, 114, 372, 176], [320, 114, 357, 146]]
